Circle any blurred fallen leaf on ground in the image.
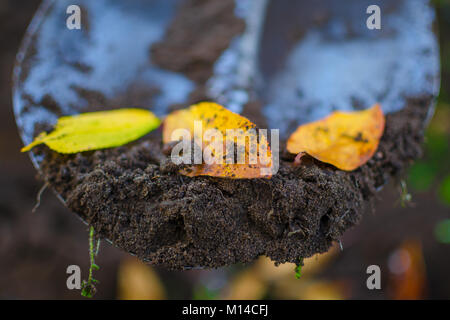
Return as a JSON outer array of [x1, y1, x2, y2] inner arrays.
[[117, 257, 166, 300], [221, 269, 267, 300], [388, 239, 427, 300]]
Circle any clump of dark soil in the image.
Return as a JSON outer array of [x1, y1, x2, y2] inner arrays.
[[36, 95, 431, 270]]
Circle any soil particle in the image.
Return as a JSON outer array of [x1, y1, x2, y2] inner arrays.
[[151, 0, 246, 84]]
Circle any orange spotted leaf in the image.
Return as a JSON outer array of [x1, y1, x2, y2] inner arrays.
[[163, 102, 273, 179], [286, 104, 385, 171]]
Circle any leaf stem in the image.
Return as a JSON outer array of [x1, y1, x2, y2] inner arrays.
[[295, 257, 304, 279], [81, 226, 100, 298]]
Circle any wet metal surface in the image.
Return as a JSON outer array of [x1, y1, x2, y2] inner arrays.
[[259, 0, 440, 137], [13, 0, 440, 169]]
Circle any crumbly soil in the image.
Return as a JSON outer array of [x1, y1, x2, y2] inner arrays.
[[34, 0, 432, 270]]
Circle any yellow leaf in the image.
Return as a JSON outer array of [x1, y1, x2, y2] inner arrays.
[[299, 280, 347, 300], [163, 102, 272, 179], [117, 257, 166, 300], [21, 108, 161, 154], [222, 269, 267, 300], [286, 104, 385, 171]]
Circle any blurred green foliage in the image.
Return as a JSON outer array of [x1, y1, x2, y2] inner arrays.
[[439, 175, 450, 205], [193, 285, 220, 300], [408, 1, 450, 204], [435, 219, 450, 244], [409, 0, 450, 243]]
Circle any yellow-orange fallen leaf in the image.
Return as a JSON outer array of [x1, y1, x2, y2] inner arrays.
[[117, 257, 166, 300], [286, 104, 385, 171], [299, 280, 348, 300], [163, 102, 272, 179], [222, 269, 267, 300], [388, 240, 427, 300]]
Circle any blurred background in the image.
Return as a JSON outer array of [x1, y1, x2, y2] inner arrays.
[[0, 0, 449, 299]]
